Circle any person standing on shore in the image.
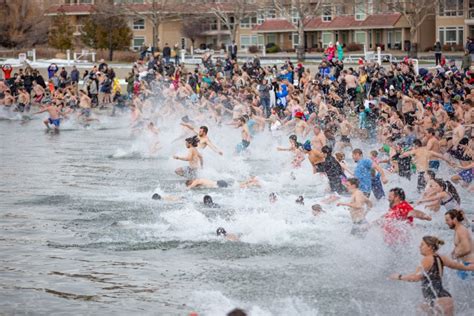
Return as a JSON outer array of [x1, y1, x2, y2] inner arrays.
[[434, 40, 442, 66]]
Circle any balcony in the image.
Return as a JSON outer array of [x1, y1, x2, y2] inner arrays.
[[466, 8, 474, 24]]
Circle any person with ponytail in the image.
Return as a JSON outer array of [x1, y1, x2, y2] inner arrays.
[[445, 209, 474, 280], [416, 179, 461, 212], [390, 236, 474, 316]]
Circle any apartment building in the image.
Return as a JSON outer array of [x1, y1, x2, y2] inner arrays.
[[436, 0, 473, 48], [44, 0, 436, 53]]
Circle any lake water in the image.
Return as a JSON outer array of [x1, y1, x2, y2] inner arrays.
[[1, 111, 473, 315]]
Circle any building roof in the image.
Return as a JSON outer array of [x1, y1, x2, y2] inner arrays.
[[45, 4, 95, 16], [253, 19, 296, 33], [305, 13, 402, 31]]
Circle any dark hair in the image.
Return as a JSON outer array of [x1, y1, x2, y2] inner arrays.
[[200, 126, 208, 134], [296, 195, 304, 205], [413, 139, 422, 147], [347, 178, 360, 188], [185, 135, 200, 147], [434, 179, 460, 205], [152, 193, 161, 200], [423, 236, 445, 251], [203, 195, 213, 205], [185, 179, 193, 186], [426, 170, 436, 180], [321, 145, 332, 155], [445, 209, 465, 222], [390, 187, 406, 201], [216, 227, 227, 236], [227, 308, 247, 316], [352, 148, 363, 156], [289, 134, 297, 142]]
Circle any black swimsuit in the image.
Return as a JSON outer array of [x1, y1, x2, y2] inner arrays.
[[421, 255, 451, 305]]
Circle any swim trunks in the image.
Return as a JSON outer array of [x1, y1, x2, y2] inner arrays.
[[456, 262, 474, 280], [183, 167, 197, 180], [236, 140, 250, 153], [459, 168, 473, 184], [48, 118, 60, 127], [371, 174, 385, 200], [350, 219, 368, 237], [429, 160, 440, 170], [417, 171, 427, 192]]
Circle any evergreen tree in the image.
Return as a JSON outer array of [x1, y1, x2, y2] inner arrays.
[[48, 13, 73, 51]]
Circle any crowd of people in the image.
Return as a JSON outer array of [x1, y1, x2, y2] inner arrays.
[[1, 46, 474, 315]]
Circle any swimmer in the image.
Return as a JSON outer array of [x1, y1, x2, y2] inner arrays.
[[174, 136, 203, 179], [151, 193, 180, 201], [203, 195, 219, 208], [239, 176, 261, 188], [216, 227, 239, 241], [185, 178, 229, 189], [389, 236, 474, 316], [336, 178, 372, 236], [277, 135, 305, 168], [269, 192, 277, 203], [295, 196, 304, 205], [311, 204, 325, 216], [444, 209, 474, 279]]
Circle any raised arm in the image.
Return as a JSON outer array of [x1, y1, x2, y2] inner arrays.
[[440, 255, 474, 271], [408, 209, 432, 221]]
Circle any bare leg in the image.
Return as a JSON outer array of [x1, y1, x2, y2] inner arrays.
[[43, 119, 50, 129]]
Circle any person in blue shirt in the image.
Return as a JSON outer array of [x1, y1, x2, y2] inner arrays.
[[352, 148, 388, 197]]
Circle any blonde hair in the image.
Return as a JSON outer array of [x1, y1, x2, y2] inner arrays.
[[335, 152, 345, 162]]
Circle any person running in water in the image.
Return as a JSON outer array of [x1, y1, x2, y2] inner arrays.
[[444, 209, 474, 280], [236, 116, 251, 154], [336, 178, 372, 237], [173, 136, 202, 179], [33, 102, 62, 130], [352, 148, 387, 198], [389, 236, 474, 316], [181, 123, 223, 155]]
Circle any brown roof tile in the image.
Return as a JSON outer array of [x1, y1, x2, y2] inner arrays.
[[45, 4, 95, 15], [253, 19, 296, 33]]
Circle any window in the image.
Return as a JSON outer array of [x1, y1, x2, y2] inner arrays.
[[322, 5, 332, 22], [267, 34, 277, 45], [439, 26, 464, 45], [439, 0, 463, 17], [133, 19, 145, 30], [355, 1, 366, 21], [209, 18, 218, 30], [240, 34, 263, 49], [354, 31, 367, 45], [132, 36, 145, 51], [292, 33, 299, 48], [290, 8, 300, 24], [240, 15, 257, 29], [322, 32, 333, 48], [257, 8, 276, 24]]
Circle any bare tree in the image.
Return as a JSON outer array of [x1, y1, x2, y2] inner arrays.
[[381, 0, 439, 57], [116, 0, 172, 51], [0, 0, 49, 48], [272, 0, 324, 61], [181, 17, 207, 54], [210, 0, 258, 46]]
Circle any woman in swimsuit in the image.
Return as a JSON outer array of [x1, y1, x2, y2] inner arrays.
[[416, 179, 461, 212], [390, 236, 474, 316]]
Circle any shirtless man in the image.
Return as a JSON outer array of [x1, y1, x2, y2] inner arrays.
[[3, 90, 15, 107], [344, 70, 357, 107], [293, 112, 310, 139], [337, 178, 372, 237], [174, 136, 203, 179], [78, 89, 97, 122], [236, 116, 251, 154], [185, 178, 229, 189], [336, 115, 352, 150], [301, 141, 325, 173], [445, 209, 474, 279], [449, 118, 465, 148], [425, 128, 442, 170], [33, 102, 62, 130], [181, 123, 223, 155], [400, 139, 452, 192], [16, 87, 29, 112], [311, 126, 327, 151]]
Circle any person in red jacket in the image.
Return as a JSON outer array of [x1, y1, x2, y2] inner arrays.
[[1, 64, 13, 80], [378, 187, 432, 245]]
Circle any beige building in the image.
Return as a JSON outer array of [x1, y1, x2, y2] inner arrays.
[[44, 0, 436, 54], [436, 0, 473, 48]]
